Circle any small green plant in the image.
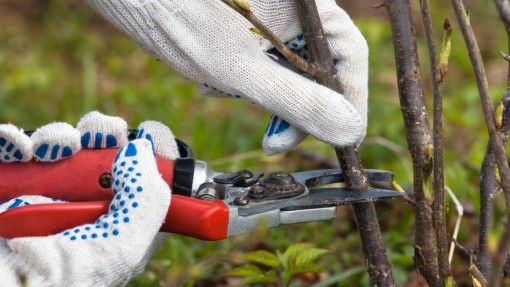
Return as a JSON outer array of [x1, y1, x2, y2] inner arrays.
[[225, 243, 330, 286]]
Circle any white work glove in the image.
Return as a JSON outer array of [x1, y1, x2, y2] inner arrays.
[[85, 0, 368, 155], [0, 111, 179, 286]]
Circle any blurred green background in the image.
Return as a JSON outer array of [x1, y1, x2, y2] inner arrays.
[[1, 0, 508, 285]]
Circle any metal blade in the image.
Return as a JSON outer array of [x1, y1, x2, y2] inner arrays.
[[282, 187, 405, 211]]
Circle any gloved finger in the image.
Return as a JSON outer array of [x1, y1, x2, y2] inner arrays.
[[136, 121, 180, 160], [262, 115, 307, 155], [263, 1, 369, 154], [215, 50, 365, 148], [77, 111, 129, 149], [316, 0, 368, 125], [0, 124, 32, 163], [30, 122, 82, 162], [0, 196, 65, 214], [6, 140, 171, 286]]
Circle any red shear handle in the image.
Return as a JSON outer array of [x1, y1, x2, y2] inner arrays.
[[0, 149, 175, 203], [0, 196, 230, 241]]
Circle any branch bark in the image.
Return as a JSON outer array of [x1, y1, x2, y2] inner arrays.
[[478, 97, 510, 277], [495, 0, 510, 26], [293, 1, 395, 285], [418, 0, 451, 279], [219, 0, 396, 284], [219, 0, 318, 78], [449, 0, 510, 285], [449, 0, 510, 199], [384, 0, 442, 285]]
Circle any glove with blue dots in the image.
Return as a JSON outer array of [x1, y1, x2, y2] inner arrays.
[[85, 0, 368, 155], [0, 112, 179, 286]]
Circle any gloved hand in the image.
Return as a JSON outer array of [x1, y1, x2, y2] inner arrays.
[[85, 0, 368, 155], [0, 111, 179, 286]]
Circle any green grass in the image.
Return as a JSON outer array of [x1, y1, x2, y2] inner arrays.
[[1, 0, 509, 285]]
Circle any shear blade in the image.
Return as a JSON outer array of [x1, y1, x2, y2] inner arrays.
[[281, 187, 405, 211]]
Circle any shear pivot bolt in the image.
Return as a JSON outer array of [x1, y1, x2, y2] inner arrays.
[[250, 185, 265, 195], [99, 173, 113, 189], [233, 196, 249, 206]]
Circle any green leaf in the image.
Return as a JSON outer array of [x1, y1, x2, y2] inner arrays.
[[295, 248, 329, 268], [243, 250, 280, 268], [281, 270, 292, 284], [311, 266, 366, 287], [241, 272, 275, 285], [224, 265, 263, 277], [289, 263, 325, 276], [281, 243, 313, 271], [444, 274, 453, 287]]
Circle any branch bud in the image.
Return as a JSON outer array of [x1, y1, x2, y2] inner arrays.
[[390, 181, 405, 193], [495, 165, 502, 185], [440, 18, 452, 78], [249, 27, 264, 38], [234, 0, 251, 12], [496, 101, 504, 130], [471, 277, 482, 287]]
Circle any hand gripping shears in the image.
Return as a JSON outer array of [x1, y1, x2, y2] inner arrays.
[[0, 134, 405, 240]]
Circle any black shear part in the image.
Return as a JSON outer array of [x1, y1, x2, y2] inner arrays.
[[281, 169, 402, 211]]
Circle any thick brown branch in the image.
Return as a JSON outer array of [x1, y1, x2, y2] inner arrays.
[[384, 0, 441, 285], [478, 94, 510, 277], [292, 0, 395, 285], [220, 0, 395, 284], [478, 13, 510, 282], [418, 0, 450, 279], [478, 147, 498, 277]]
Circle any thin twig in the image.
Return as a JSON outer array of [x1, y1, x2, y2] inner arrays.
[[452, 238, 473, 257], [372, 2, 386, 9], [418, 0, 450, 279], [495, 0, 510, 26], [451, 238, 489, 286], [219, 0, 318, 78], [449, 0, 510, 199], [449, 0, 510, 284], [501, 51, 510, 62], [388, 180, 417, 206]]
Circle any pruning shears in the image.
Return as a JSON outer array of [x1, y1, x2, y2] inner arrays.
[[0, 133, 404, 240]]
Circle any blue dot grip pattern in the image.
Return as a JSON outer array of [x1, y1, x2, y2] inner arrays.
[[34, 143, 75, 161], [0, 136, 26, 162], [265, 115, 291, 137], [81, 131, 119, 148], [60, 142, 143, 241]]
